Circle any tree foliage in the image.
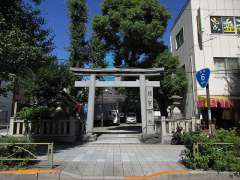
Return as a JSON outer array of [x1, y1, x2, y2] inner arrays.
[[89, 34, 107, 68], [20, 61, 75, 107], [151, 51, 187, 115], [0, 0, 53, 96], [93, 0, 171, 67], [152, 51, 187, 98], [93, 0, 187, 115], [0, 0, 53, 75], [68, 0, 88, 67]]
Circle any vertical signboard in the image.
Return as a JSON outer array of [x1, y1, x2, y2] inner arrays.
[[146, 87, 154, 126], [222, 17, 235, 33], [210, 16, 223, 33], [146, 87, 153, 110]]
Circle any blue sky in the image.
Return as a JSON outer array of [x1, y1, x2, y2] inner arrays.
[[35, 0, 187, 61]]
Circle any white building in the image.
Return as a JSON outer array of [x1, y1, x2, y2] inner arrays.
[[170, 0, 240, 127]]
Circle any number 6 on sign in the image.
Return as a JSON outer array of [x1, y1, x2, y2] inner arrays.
[[196, 68, 210, 88]]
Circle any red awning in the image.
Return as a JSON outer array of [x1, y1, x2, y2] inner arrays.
[[197, 96, 238, 108]]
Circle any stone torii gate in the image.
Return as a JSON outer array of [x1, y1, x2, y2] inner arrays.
[[71, 68, 164, 135]]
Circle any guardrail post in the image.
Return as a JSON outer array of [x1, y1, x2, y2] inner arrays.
[[48, 143, 54, 168], [193, 143, 199, 158], [9, 117, 15, 135], [191, 117, 196, 132], [161, 116, 166, 136]]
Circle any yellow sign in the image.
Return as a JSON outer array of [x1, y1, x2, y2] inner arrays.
[[223, 27, 235, 33]]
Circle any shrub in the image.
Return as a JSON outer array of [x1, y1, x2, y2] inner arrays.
[[0, 136, 35, 170], [181, 129, 240, 172]]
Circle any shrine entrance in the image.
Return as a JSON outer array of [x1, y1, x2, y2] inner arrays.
[[71, 68, 163, 135]]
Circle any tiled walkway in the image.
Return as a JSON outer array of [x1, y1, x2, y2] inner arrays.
[[54, 143, 186, 177]]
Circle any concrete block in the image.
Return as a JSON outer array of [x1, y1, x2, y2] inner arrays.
[[38, 173, 61, 180], [83, 134, 97, 142], [0, 174, 37, 180], [0, 174, 15, 180]]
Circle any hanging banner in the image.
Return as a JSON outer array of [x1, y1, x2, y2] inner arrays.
[[222, 17, 235, 33], [236, 17, 240, 34], [210, 16, 223, 33]]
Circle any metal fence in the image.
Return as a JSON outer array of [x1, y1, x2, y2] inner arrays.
[[0, 143, 54, 168]]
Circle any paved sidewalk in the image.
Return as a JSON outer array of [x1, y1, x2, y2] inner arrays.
[[54, 143, 186, 178]]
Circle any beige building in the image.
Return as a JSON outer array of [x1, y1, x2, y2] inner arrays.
[[170, 0, 240, 126]]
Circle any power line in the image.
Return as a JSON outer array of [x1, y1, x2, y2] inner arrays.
[[167, 8, 240, 11], [184, 68, 240, 74]]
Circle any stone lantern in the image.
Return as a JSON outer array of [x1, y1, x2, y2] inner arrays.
[[169, 95, 183, 120]]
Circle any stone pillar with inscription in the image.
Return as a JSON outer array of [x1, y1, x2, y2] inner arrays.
[[146, 87, 155, 134]]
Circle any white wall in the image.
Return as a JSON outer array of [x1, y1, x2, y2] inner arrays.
[[170, 0, 240, 118], [191, 0, 240, 97], [170, 1, 197, 119]]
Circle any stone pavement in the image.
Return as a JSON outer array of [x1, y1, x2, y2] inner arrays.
[[92, 134, 141, 144], [54, 142, 186, 178], [94, 123, 142, 134]]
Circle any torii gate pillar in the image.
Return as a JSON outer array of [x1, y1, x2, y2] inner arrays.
[[140, 75, 155, 134], [86, 74, 96, 134]]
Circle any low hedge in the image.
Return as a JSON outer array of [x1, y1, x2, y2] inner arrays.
[[181, 129, 240, 172], [0, 136, 35, 170]]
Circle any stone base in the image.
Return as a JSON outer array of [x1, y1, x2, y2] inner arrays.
[[161, 134, 173, 144], [140, 133, 161, 144], [82, 133, 97, 142]]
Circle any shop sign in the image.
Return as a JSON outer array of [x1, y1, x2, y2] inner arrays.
[[210, 16, 240, 34], [197, 97, 234, 108], [222, 17, 235, 33], [210, 16, 223, 33]]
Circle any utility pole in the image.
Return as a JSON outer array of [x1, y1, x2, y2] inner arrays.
[[196, 68, 212, 134], [101, 88, 104, 127], [206, 83, 212, 134]]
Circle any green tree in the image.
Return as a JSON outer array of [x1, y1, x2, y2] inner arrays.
[[93, 0, 187, 115], [0, 0, 53, 75], [152, 51, 187, 116], [0, 0, 53, 95], [20, 61, 75, 107], [89, 34, 107, 68], [68, 0, 88, 67], [93, 0, 170, 67]]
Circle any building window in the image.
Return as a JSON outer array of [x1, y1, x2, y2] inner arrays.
[[214, 57, 240, 77], [210, 16, 240, 34], [175, 28, 184, 50]]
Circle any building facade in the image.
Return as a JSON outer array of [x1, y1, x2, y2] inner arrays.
[[170, 0, 240, 127]]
